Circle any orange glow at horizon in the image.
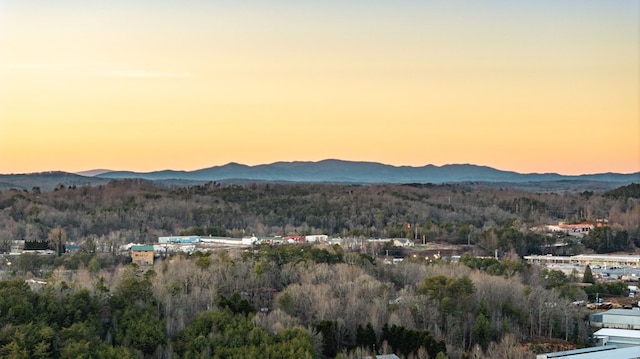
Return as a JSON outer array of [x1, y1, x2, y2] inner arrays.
[[1, 1, 638, 176]]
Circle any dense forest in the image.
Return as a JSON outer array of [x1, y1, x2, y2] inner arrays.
[[0, 180, 638, 255], [0, 245, 594, 359], [0, 180, 639, 358]]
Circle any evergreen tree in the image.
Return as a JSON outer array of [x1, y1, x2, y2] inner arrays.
[[473, 312, 492, 352], [583, 265, 595, 284]]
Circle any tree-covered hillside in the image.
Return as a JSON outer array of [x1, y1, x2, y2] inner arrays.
[[0, 245, 592, 358], [604, 183, 640, 199], [0, 180, 638, 256], [1, 181, 638, 358]]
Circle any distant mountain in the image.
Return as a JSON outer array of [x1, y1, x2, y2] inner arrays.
[[75, 169, 113, 177], [0, 171, 110, 191], [95, 159, 640, 185], [2, 160, 637, 192]]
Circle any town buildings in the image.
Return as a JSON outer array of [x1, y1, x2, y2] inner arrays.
[[590, 309, 640, 330], [538, 317, 640, 358], [131, 245, 154, 266], [537, 345, 640, 359], [524, 254, 640, 268], [593, 328, 640, 348]]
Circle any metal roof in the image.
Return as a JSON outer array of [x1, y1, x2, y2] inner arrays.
[[541, 346, 640, 359], [594, 328, 640, 340], [571, 254, 640, 262], [543, 345, 618, 358], [603, 309, 640, 317], [131, 245, 154, 251]]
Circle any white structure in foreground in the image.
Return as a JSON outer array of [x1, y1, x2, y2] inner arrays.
[[590, 308, 640, 329], [536, 345, 640, 359], [593, 328, 640, 348], [537, 328, 640, 358]]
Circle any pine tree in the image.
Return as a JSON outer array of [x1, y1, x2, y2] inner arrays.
[[583, 265, 595, 284]]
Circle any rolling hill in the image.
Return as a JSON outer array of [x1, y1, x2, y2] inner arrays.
[[1, 160, 637, 191], [95, 159, 639, 184]]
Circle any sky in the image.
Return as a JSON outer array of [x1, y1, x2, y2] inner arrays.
[[0, 0, 638, 175]]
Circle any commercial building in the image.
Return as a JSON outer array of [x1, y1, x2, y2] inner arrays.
[[532, 222, 596, 239], [158, 235, 318, 246], [158, 236, 201, 244], [524, 254, 640, 268], [538, 326, 640, 358], [524, 255, 573, 265], [572, 254, 640, 267], [305, 235, 329, 242], [590, 309, 640, 330], [131, 245, 154, 266], [593, 328, 640, 348], [536, 345, 640, 359]]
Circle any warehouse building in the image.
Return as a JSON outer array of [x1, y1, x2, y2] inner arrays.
[[524, 254, 640, 268], [593, 328, 640, 348], [590, 309, 640, 330], [537, 345, 640, 359], [131, 245, 154, 266]]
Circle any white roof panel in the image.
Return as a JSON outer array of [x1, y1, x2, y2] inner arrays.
[[594, 328, 640, 339]]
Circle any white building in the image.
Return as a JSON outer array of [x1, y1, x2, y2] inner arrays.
[[590, 309, 640, 330], [537, 345, 640, 359], [158, 236, 258, 246], [571, 254, 640, 267], [158, 236, 201, 244], [593, 328, 640, 348], [200, 236, 257, 245], [534, 222, 595, 238], [524, 254, 640, 268], [305, 235, 328, 242]]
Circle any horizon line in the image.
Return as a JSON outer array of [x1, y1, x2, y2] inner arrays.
[[3, 159, 639, 177]]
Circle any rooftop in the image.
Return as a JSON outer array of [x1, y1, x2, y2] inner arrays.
[[602, 309, 640, 317], [542, 345, 619, 358], [572, 254, 640, 262], [594, 328, 640, 340], [131, 245, 154, 251], [538, 345, 640, 358]]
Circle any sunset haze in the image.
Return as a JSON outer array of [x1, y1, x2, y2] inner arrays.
[[1, 1, 638, 175]]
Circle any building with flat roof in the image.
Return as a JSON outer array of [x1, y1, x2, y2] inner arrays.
[[593, 328, 640, 348], [131, 245, 154, 266], [158, 236, 201, 244], [572, 254, 640, 267], [524, 255, 573, 265], [525, 254, 640, 268], [537, 345, 640, 359], [158, 235, 259, 246], [590, 309, 640, 329]]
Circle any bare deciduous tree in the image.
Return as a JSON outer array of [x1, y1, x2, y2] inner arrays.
[[47, 226, 67, 256]]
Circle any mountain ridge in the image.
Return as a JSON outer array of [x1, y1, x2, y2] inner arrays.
[[94, 159, 638, 183], [1, 160, 638, 192]]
